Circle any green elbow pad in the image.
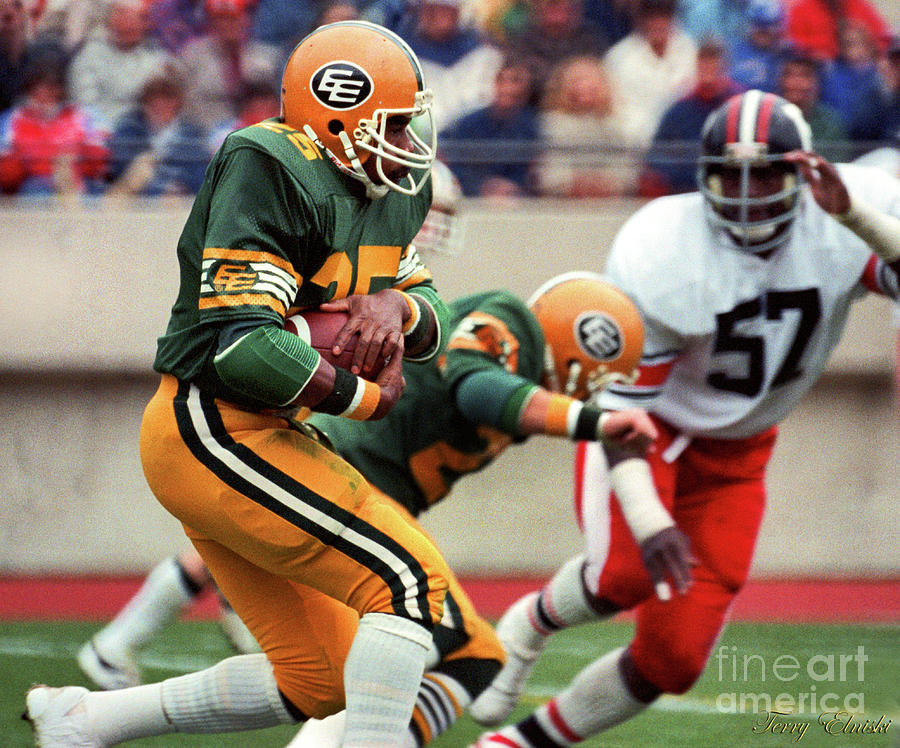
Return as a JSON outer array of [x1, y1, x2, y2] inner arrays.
[[214, 324, 321, 407]]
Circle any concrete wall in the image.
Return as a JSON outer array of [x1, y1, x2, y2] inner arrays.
[[1, 199, 897, 578]]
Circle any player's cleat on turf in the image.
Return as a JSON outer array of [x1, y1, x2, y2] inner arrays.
[[285, 710, 346, 747], [218, 601, 261, 654], [24, 685, 103, 747], [77, 639, 140, 690], [468, 594, 544, 726]]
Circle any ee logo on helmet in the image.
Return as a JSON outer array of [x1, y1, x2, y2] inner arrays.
[[310, 62, 373, 110], [575, 312, 623, 361]]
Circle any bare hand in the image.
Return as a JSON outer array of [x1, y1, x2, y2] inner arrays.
[[319, 290, 408, 375], [784, 150, 850, 215], [600, 408, 658, 456], [370, 350, 405, 419], [639, 526, 696, 601]]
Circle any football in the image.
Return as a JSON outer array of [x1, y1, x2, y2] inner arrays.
[[284, 309, 386, 378]]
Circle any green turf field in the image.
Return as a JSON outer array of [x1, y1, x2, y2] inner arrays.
[[2, 620, 896, 747]]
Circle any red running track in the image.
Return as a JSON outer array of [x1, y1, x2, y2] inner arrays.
[[0, 576, 897, 622]]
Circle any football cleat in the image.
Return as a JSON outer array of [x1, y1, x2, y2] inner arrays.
[[76, 639, 140, 691], [24, 685, 103, 747], [468, 594, 545, 726]]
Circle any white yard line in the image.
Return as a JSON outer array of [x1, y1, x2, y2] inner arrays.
[[0, 636, 220, 673]]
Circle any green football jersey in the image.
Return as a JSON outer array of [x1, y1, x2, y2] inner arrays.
[[308, 290, 545, 516], [153, 119, 435, 387]]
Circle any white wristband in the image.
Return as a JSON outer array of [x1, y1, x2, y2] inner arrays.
[[835, 196, 900, 263], [609, 457, 674, 543]]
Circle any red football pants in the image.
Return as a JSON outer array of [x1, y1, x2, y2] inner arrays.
[[574, 417, 776, 693]]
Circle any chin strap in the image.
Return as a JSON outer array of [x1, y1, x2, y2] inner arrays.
[[565, 361, 582, 396], [587, 368, 638, 396], [302, 125, 389, 199], [542, 345, 559, 394], [338, 129, 390, 199], [544, 346, 640, 400]]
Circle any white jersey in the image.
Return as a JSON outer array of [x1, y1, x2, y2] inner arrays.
[[854, 147, 900, 179], [598, 164, 900, 439]]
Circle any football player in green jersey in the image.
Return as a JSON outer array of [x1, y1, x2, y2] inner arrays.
[[26, 20, 458, 748], [72, 162, 469, 698], [286, 270, 657, 747]]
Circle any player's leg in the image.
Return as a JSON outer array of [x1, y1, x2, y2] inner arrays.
[[26, 548, 351, 747], [285, 582, 504, 748], [471, 441, 666, 726], [412, 593, 504, 745], [165, 380, 448, 746], [28, 377, 449, 747], [26, 652, 295, 748], [162, 381, 449, 747], [326, 495, 448, 746], [470, 645, 650, 748], [397, 500, 505, 746], [290, 589, 505, 748], [77, 548, 212, 690], [622, 430, 773, 698], [371, 499, 505, 747], [473, 572, 743, 747], [473, 431, 773, 746], [288, 496, 506, 747]]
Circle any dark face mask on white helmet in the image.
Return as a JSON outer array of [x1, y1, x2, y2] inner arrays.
[[697, 89, 812, 254]]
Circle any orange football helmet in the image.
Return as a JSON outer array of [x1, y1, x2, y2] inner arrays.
[[281, 20, 436, 197], [527, 272, 644, 400]]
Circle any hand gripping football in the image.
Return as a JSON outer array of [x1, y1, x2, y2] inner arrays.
[[283, 309, 386, 378]]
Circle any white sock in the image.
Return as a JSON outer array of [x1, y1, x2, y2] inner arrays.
[[84, 654, 293, 743], [161, 653, 294, 733], [527, 555, 599, 641], [283, 671, 467, 748], [342, 612, 431, 748], [543, 647, 646, 740], [94, 556, 196, 655]]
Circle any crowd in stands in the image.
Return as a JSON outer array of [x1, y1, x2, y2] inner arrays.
[[0, 0, 897, 199]]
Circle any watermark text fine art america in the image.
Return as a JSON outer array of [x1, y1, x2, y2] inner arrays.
[[714, 644, 868, 714], [714, 645, 892, 741]]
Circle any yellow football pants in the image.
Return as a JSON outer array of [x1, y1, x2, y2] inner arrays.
[[139, 375, 450, 716]]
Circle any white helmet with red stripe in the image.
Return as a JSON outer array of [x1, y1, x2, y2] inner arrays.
[[697, 89, 812, 254]]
